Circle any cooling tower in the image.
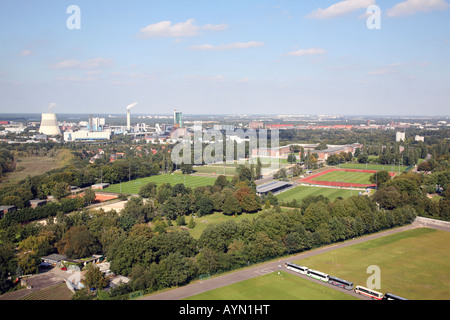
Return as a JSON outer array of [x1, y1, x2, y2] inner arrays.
[[39, 113, 61, 135]]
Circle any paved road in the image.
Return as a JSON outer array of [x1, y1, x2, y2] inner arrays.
[[142, 221, 429, 300]]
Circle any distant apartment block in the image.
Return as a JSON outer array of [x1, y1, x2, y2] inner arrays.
[[396, 132, 406, 142]]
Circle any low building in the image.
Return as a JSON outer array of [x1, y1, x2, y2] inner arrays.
[[41, 254, 68, 266], [256, 181, 292, 196], [91, 183, 110, 190], [0, 205, 16, 218], [29, 199, 47, 208]]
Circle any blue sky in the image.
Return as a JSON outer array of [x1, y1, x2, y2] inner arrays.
[[0, 0, 449, 116]]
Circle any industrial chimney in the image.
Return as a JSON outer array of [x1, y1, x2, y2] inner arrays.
[[126, 102, 137, 131], [39, 113, 61, 136]]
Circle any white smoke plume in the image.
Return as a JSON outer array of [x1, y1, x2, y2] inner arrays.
[[126, 102, 138, 110]]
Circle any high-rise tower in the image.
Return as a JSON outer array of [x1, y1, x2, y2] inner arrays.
[[174, 109, 182, 127]]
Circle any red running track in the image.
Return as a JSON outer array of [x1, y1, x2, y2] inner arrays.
[[298, 168, 396, 188]]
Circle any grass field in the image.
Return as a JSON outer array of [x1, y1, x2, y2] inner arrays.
[[277, 185, 359, 203], [106, 173, 219, 194], [193, 165, 237, 176], [312, 170, 373, 185], [184, 271, 358, 300], [294, 228, 450, 300], [338, 163, 408, 173]]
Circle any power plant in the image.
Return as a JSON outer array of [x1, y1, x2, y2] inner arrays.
[[39, 113, 61, 136], [126, 102, 138, 131]]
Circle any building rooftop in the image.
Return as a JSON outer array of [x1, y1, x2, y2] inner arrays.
[[256, 181, 292, 194]]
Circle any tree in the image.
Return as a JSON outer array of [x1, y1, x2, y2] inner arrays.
[[0, 243, 15, 294], [372, 186, 401, 210], [187, 216, 195, 229], [53, 182, 71, 200], [255, 158, 262, 180], [369, 170, 391, 187], [196, 247, 220, 275], [83, 188, 96, 205], [303, 201, 331, 232], [237, 166, 253, 182], [157, 252, 197, 288], [214, 175, 229, 189], [287, 153, 297, 164], [315, 142, 328, 150], [56, 225, 100, 259], [326, 154, 340, 166], [222, 195, 242, 215], [161, 197, 178, 220], [84, 263, 108, 290], [138, 182, 157, 198], [180, 162, 193, 174], [358, 154, 369, 164], [197, 195, 214, 216]]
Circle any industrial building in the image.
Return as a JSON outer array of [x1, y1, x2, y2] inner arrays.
[[63, 130, 111, 142], [39, 113, 61, 136]]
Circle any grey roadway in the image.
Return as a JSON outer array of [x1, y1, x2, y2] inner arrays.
[[141, 220, 441, 301]]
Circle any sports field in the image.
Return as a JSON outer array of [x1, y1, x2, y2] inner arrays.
[[312, 170, 373, 185], [294, 228, 450, 300], [106, 173, 219, 194], [184, 271, 357, 300], [338, 163, 408, 173], [299, 168, 396, 188], [277, 185, 358, 204]]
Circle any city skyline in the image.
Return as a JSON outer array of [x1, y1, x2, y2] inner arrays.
[[0, 0, 449, 116]]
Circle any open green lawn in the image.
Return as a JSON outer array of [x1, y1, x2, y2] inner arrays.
[[106, 173, 219, 194], [193, 158, 290, 176], [184, 271, 358, 300], [277, 185, 359, 203], [193, 165, 237, 176], [338, 163, 408, 173], [312, 171, 373, 185], [294, 228, 450, 300]]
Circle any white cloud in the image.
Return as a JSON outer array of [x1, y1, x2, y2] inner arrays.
[[184, 75, 225, 82], [189, 41, 264, 51], [387, 0, 449, 17], [55, 76, 98, 82], [282, 48, 327, 57], [368, 61, 430, 75], [51, 58, 113, 69], [19, 50, 33, 56], [307, 0, 376, 19], [139, 19, 227, 38]]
